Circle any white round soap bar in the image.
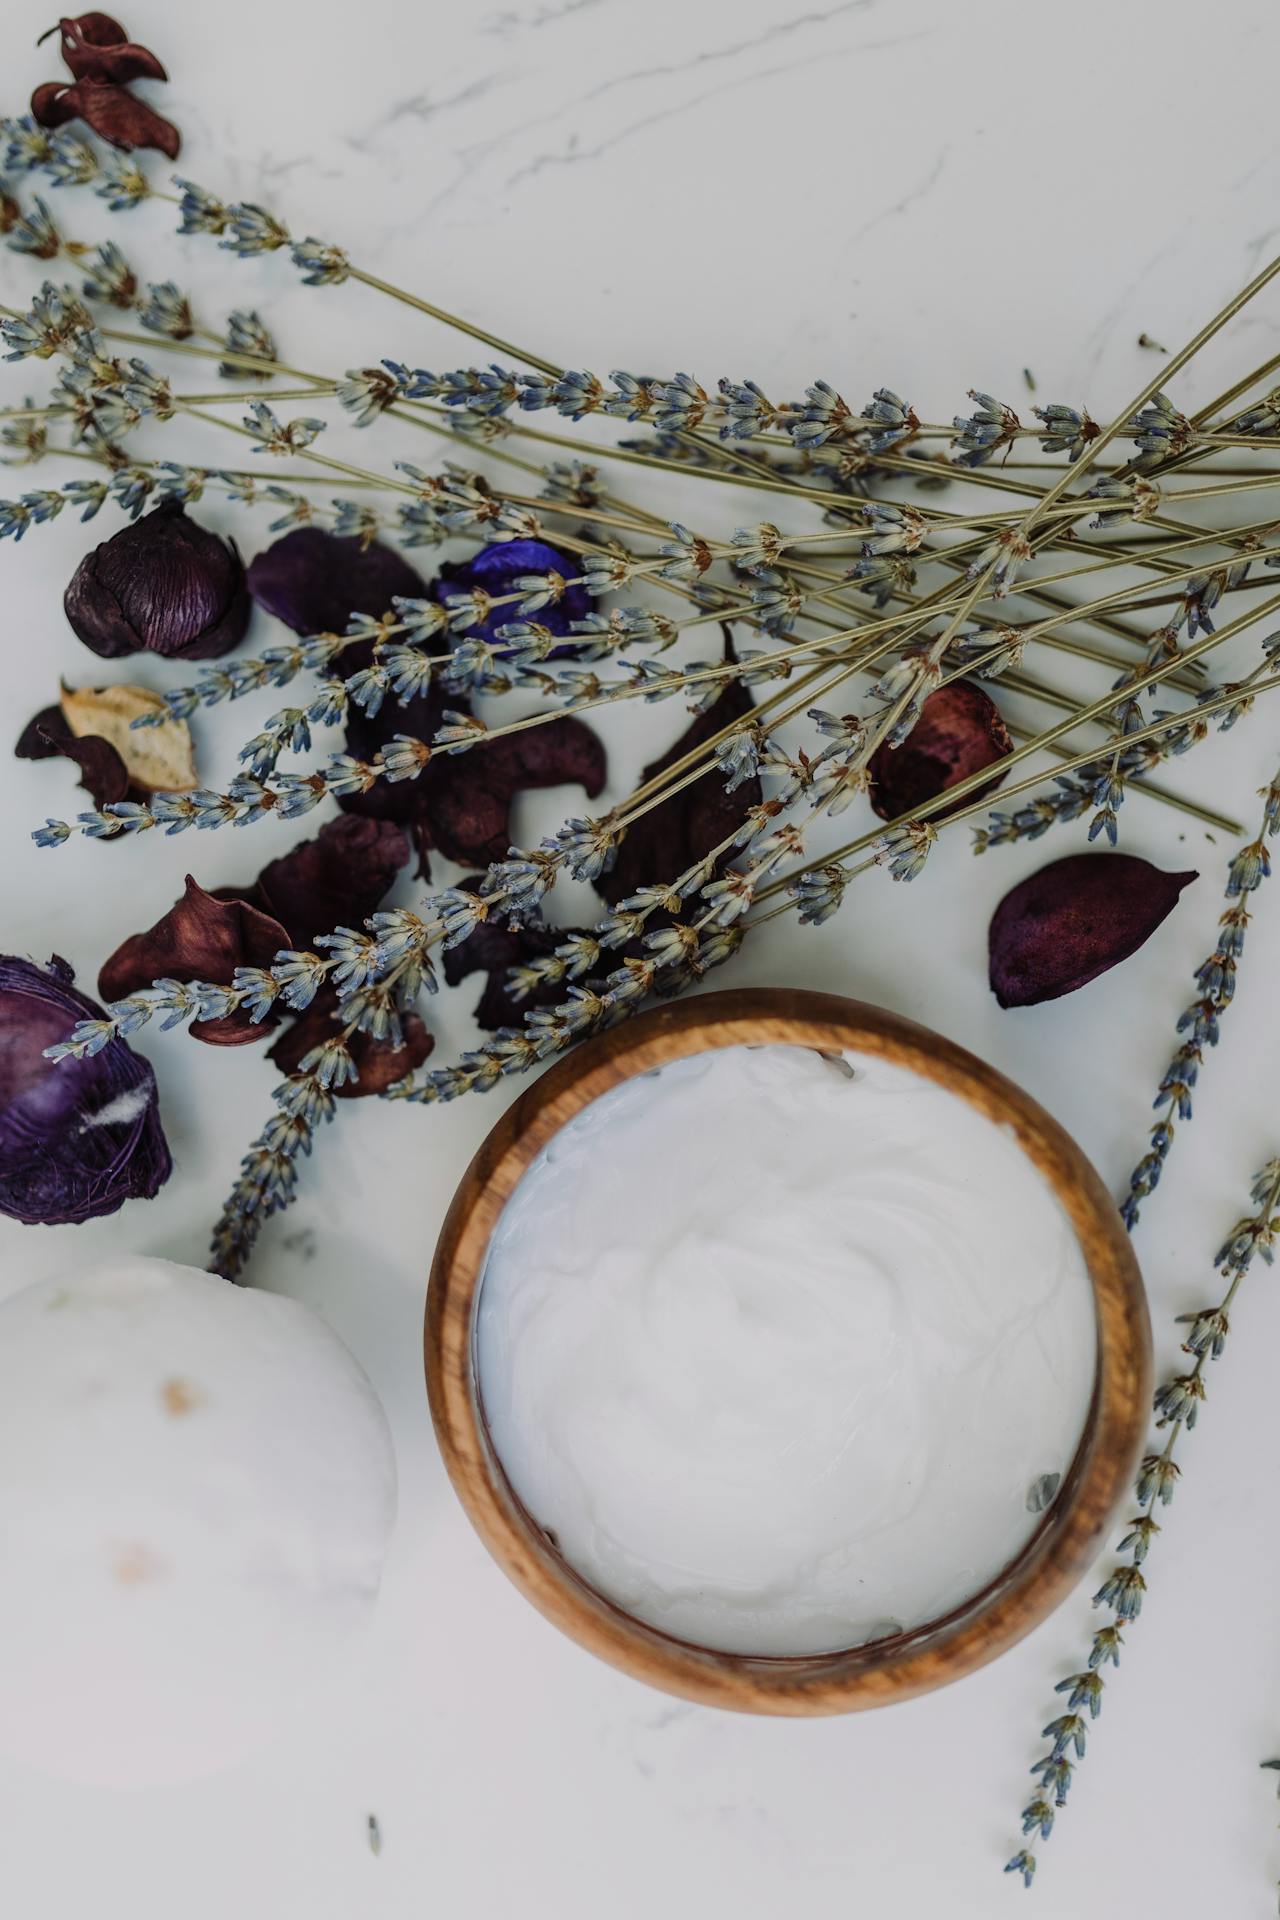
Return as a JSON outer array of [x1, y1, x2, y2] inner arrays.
[[477, 1044, 1097, 1657], [0, 1257, 396, 1785]]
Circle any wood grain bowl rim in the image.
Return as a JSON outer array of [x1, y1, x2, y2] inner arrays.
[[425, 987, 1150, 1716]]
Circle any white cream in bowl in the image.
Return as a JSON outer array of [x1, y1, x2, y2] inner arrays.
[[476, 1043, 1095, 1657]]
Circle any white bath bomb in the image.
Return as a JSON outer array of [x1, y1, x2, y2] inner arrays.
[[0, 1257, 396, 1785]]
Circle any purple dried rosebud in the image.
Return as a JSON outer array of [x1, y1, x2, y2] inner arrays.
[[867, 681, 1012, 823], [0, 953, 171, 1224], [989, 853, 1197, 1009], [64, 500, 249, 660]]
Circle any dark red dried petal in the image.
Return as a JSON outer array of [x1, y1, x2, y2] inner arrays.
[[246, 528, 427, 637], [425, 716, 606, 868], [15, 705, 72, 760], [441, 880, 587, 1029], [98, 875, 288, 1045], [253, 815, 408, 949], [597, 635, 760, 906], [266, 987, 432, 1097], [868, 680, 1012, 823], [17, 704, 129, 808], [48, 13, 169, 84], [30, 79, 81, 127], [989, 853, 1197, 1009], [58, 78, 180, 157]]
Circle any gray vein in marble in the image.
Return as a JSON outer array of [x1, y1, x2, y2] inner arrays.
[[506, 38, 865, 188], [483, 0, 609, 35], [839, 142, 950, 257]]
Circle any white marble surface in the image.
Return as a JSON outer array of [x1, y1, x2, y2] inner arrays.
[[3, 1, 1280, 1913]]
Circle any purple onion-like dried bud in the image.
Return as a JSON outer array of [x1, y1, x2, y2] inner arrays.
[[0, 953, 171, 1225], [989, 853, 1197, 1008], [64, 501, 249, 661], [868, 681, 1012, 822]]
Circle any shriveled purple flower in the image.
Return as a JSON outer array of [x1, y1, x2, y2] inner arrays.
[[430, 538, 591, 653], [246, 526, 427, 637], [64, 501, 249, 660], [0, 953, 171, 1224]]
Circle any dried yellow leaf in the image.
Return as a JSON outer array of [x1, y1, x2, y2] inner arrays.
[[60, 681, 198, 794]]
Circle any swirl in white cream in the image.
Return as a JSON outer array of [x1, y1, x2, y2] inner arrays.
[[476, 1044, 1096, 1656]]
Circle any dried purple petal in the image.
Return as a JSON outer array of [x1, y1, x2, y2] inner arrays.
[[266, 988, 433, 1098], [64, 501, 248, 661], [0, 953, 170, 1225], [989, 853, 1197, 1008], [431, 538, 591, 652], [99, 876, 289, 1046], [597, 639, 760, 906], [246, 528, 427, 638], [868, 681, 1012, 822], [253, 816, 408, 948]]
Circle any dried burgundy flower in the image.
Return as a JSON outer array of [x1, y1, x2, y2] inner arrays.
[[267, 990, 433, 1098], [64, 502, 249, 661], [430, 538, 591, 652], [246, 528, 428, 639], [443, 882, 592, 1030], [31, 77, 180, 157], [597, 637, 761, 906], [254, 816, 408, 948], [989, 853, 1197, 1008], [39, 13, 167, 84], [32, 14, 178, 156], [868, 681, 1012, 823], [16, 704, 129, 810], [0, 953, 171, 1225], [99, 877, 289, 1046], [427, 719, 606, 868]]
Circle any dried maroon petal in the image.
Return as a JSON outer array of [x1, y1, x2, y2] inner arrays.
[[32, 74, 179, 154], [442, 881, 590, 1029], [17, 702, 129, 808], [30, 79, 81, 127], [430, 539, 591, 654], [427, 717, 606, 868], [16, 705, 72, 760], [98, 876, 288, 1045], [266, 988, 432, 1097], [989, 853, 1197, 1008], [597, 635, 760, 906], [43, 12, 169, 84], [253, 816, 408, 948], [868, 681, 1012, 823], [246, 528, 427, 638], [65, 501, 248, 660], [0, 953, 171, 1225]]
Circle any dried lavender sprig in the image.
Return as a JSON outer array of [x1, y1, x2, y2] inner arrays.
[[1005, 1158, 1280, 1889], [1122, 762, 1280, 1228]]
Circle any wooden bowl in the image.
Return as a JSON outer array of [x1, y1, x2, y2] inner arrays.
[[425, 988, 1149, 1715]]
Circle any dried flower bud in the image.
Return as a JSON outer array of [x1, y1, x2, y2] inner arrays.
[[989, 853, 1197, 1008], [868, 680, 1012, 823], [64, 501, 249, 661], [0, 953, 171, 1224]]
